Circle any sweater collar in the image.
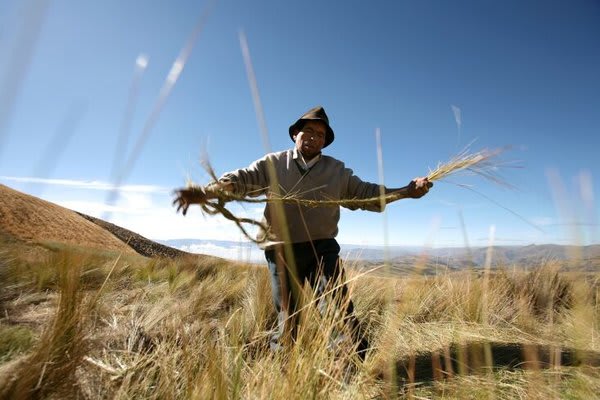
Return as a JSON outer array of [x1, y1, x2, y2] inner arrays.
[[292, 147, 321, 169]]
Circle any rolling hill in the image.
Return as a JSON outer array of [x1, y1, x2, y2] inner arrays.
[[0, 184, 189, 259], [0, 184, 136, 254]]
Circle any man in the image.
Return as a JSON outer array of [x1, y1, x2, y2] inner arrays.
[[173, 106, 432, 357]]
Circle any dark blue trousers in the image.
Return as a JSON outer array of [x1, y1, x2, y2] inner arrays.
[[264, 238, 369, 357]]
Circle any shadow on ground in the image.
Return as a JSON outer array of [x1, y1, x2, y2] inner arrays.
[[391, 341, 600, 385]]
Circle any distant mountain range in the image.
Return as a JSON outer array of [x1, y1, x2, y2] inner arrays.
[[160, 239, 600, 271]]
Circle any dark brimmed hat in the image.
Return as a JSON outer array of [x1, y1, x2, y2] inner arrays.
[[288, 106, 335, 148]]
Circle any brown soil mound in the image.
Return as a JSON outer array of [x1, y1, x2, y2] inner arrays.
[[0, 184, 135, 254]]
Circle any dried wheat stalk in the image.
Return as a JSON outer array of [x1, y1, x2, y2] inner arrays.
[[426, 147, 513, 187]]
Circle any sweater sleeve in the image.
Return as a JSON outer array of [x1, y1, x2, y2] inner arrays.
[[341, 167, 385, 212], [218, 154, 273, 197]]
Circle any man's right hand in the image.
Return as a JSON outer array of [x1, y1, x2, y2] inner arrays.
[[406, 177, 433, 199], [172, 187, 209, 216]]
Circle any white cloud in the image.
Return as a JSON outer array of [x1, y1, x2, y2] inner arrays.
[[118, 191, 155, 210], [180, 243, 263, 262], [5, 173, 270, 242], [0, 176, 168, 193], [57, 200, 129, 215], [530, 216, 556, 226], [54, 196, 246, 241]]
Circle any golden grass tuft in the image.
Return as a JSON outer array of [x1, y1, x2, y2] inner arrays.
[[1, 251, 90, 399]]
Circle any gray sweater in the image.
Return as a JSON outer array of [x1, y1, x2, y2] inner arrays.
[[221, 149, 384, 248]]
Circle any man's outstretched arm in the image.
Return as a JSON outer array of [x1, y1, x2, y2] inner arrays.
[[173, 176, 432, 215]]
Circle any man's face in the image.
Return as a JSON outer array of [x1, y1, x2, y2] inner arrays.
[[293, 120, 327, 160]]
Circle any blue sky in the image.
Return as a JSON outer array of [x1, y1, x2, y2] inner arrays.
[[1, 0, 599, 249]]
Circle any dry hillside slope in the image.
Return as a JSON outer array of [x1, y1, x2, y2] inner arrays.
[[0, 184, 136, 254], [76, 212, 191, 259]]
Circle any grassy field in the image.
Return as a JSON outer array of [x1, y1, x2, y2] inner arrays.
[[1, 239, 599, 399]]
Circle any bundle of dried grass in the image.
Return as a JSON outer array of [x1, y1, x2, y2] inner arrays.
[[426, 146, 513, 187]]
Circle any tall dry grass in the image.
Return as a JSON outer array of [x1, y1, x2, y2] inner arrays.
[[1, 251, 90, 399], [1, 244, 599, 399]]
